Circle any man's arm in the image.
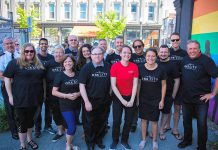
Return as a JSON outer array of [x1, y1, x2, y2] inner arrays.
[[79, 83, 92, 111]]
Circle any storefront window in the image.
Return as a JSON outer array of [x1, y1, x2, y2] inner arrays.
[[61, 28, 72, 44], [142, 30, 159, 48], [45, 28, 59, 53]]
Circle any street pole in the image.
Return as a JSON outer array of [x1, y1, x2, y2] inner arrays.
[[10, 0, 14, 38], [139, 0, 142, 39]]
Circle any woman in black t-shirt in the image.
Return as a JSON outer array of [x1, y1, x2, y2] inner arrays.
[[52, 55, 80, 150], [138, 48, 166, 150], [4, 43, 45, 150], [77, 44, 92, 71]]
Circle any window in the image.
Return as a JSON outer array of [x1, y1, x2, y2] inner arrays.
[[49, 3, 55, 19], [64, 3, 70, 19], [18, 3, 25, 9], [130, 4, 137, 21], [114, 3, 121, 19], [96, 3, 103, 16], [80, 3, 87, 19], [34, 3, 40, 19], [148, 5, 154, 21]]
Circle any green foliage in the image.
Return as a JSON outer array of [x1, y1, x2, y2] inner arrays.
[[95, 11, 126, 41], [0, 105, 9, 132], [16, 4, 41, 38]]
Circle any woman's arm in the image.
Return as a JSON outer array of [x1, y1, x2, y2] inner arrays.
[[79, 83, 92, 111], [127, 77, 138, 107], [111, 77, 127, 106], [4, 77, 13, 105], [159, 80, 167, 109], [52, 87, 75, 100]]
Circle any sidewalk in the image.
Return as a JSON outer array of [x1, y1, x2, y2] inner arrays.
[[0, 108, 217, 150]]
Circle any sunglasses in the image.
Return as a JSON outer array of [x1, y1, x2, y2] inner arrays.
[[171, 39, 180, 42], [133, 45, 142, 49], [24, 50, 34, 53]]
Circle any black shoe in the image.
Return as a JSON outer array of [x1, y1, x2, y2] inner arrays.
[[76, 119, 83, 125], [52, 134, 64, 142], [178, 140, 192, 148], [34, 131, 41, 138], [96, 141, 105, 149], [130, 125, 136, 132], [87, 143, 94, 150], [110, 141, 118, 150], [12, 133, 19, 140], [121, 141, 132, 150]]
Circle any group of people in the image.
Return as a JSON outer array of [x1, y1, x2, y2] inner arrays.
[[0, 32, 217, 150]]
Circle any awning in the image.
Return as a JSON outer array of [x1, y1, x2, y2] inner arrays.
[[71, 26, 101, 37]]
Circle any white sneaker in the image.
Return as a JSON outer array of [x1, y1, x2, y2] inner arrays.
[[139, 140, 146, 149], [153, 141, 158, 150], [73, 146, 80, 150]]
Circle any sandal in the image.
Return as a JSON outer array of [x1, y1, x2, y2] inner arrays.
[[159, 133, 166, 140], [171, 132, 183, 140], [28, 140, 38, 149], [139, 140, 146, 149], [163, 127, 171, 133], [153, 141, 158, 150]]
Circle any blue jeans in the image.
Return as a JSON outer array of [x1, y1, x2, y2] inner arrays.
[[182, 102, 208, 150]]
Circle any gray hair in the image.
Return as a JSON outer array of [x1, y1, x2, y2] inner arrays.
[[187, 40, 200, 49], [54, 45, 65, 52], [91, 46, 105, 53], [3, 36, 14, 43]]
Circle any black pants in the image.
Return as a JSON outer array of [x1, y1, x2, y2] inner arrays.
[[16, 107, 37, 133], [131, 106, 138, 126], [112, 96, 135, 143], [1, 85, 17, 135], [83, 101, 109, 145], [34, 99, 52, 131], [182, 102, 208, 150]]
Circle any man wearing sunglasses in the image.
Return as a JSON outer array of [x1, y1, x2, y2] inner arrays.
[[0, 37, 20, 140], [65, 35, 79, 61], [164, 32, 187, 140]]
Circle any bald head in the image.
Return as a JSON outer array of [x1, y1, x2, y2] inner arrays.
[[68, 35, 78, 49]]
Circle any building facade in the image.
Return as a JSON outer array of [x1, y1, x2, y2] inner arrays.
[[2, 0, 164, 48]]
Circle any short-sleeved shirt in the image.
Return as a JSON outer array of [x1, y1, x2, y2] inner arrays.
[[0, 51, 20, 73], [170, 48, 187, 69], [3, 59, 45, 107], [79, 61, 111, 107], [181, 54, 218, 104], [139, 64, 167, 106], [105, 53, 121, 65], [53, 72, 81, 111], [44, 59, 63, 91], [158, 60, 180, 97], [110, 62, 139, 96], [65, 47, 79, 61], [131, 53, 146, 66], [37, 53, 54, 66]]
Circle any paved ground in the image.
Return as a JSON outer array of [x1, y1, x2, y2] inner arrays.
[[0, 105, 218, 150]]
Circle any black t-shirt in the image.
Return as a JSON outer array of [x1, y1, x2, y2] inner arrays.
[[158, 60, 180, 97], [131, 53, 146, 66], [105, 53, 121, 65], [3, 59, 45, 107], [37, 53, 54, 66], [139, 64, 167, 106], [170, 47, 187, 69], [53, 72, 81, 111], [45, 59, 63, 91], [79, 62, 111, 107], [181, 54, 218, 104]]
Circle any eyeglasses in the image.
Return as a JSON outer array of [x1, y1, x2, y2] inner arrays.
[[15, 43, 19, 46], [133, 45, 142, 49], [70, 39, 77, 41], [171, 39, 180, 42], [24, 50, 34, 53], [91, 53, 103, 56]]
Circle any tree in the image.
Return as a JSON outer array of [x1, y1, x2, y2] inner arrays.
[[95, 11, 126, 48], [16, 4, 41, 38]]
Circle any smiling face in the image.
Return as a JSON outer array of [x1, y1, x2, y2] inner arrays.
[[133, 41, 144, 55], [170, 35, 181, 50], [68, 35, 78, 49], [91, 47, 104, 64], [54, 48, 65, 62], [3, 38, 15, 53], [187, 42, 200, 59], [24, 46, 35, 61], [120, 47, 132, 62], [146, 50, 157, 65], [158, 47, 170, 60], [98, 40, 107, 51], [63, 57, 74, 71], [39, 40, 48, 52], [115, 38, 124, 53], [82, 47, 91, 59]]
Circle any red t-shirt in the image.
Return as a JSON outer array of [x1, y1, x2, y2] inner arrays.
[[110, 61, 139, 96]]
